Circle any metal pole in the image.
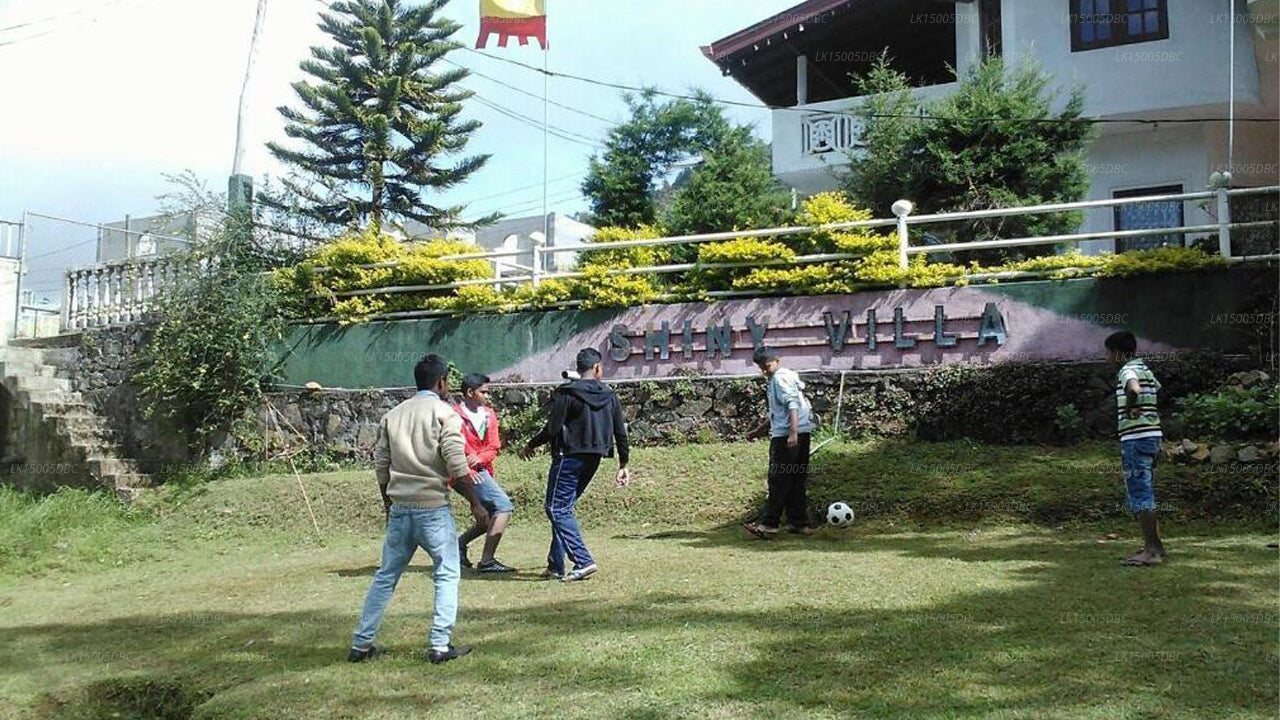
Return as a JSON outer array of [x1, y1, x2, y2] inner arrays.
[[542, 32, 550, 272], [13, 212, 26, 339], [1216, 183, 1233, 258], [1227, 0, 1235, 176], [833, 370, 847, 438], [892, 200, 914, 270]]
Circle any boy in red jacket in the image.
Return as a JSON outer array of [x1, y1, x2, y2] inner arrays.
[[452, 374, 516, 573]]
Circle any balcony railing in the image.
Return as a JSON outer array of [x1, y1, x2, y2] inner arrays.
[[801, 113, 862, 155]]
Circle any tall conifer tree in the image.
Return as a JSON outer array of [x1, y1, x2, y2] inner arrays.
[[268, 0, 489, 231]]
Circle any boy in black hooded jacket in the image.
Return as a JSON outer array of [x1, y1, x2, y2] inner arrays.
[[519, 348, 630, 582]]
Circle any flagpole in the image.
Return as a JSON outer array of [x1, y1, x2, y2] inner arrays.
[[541, 20, 549, 268]]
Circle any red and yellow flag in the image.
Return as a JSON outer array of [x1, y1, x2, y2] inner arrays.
[[477, 0, 547, 50]]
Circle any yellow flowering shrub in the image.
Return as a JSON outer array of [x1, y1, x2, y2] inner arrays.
[[277, 218, 1237, 323], [577, 225, 671, 269], [1095, 247, 1227, 277]]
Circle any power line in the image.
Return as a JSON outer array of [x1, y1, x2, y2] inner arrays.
[[0, 0, 138, 34], [469, 188, 585, 220], [473, 187, 585, 216], [0, 0, 166, 49], [462, 171, 583, 205], [468, 92, 604, 148], [444, 58, 617, 126], [468, 91, 602, 146], [22, 237, 98, 262], [461, 46, 1280, 127]]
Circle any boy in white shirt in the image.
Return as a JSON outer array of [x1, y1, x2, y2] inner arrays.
[[743, 348, 815, 539]]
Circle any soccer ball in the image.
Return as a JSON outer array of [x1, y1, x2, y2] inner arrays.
[[826, 502, 855, 527]]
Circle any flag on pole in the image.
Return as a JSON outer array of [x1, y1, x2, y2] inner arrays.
[[477, 0, 547, 49]]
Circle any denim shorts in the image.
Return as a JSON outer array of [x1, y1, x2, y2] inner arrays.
[[469, 469, 515, 515], [1120, 437, 1161, 512]]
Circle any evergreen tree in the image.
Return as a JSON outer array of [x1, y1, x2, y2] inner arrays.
[[841, 56, 1093, 263], [664, 125, 791, 238], [267, 0, 490, 232], [581, 90, 728, 228]]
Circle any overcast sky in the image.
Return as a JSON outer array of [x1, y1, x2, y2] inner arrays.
[[0, 0, 795, 299]]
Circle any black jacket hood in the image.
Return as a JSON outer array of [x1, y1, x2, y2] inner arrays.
[[559, 378, 614, 410]]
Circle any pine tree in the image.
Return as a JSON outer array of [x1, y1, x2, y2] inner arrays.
[[842, 56, 1092, 263], [267, 0, 490, 232]]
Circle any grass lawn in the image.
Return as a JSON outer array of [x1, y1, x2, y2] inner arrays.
[[0, 440, 1276, 719]]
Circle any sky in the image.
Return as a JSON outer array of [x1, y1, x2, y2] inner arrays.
[[0, 0, 798, 300]]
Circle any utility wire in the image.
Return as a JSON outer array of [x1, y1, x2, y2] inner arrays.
[[461, 46, 1280, 126], [0, 0, 166, 49], [468, 92, 604, 148], [444, 58, 617, 125], [462, 172, 583, 205], [468, 188, 585, 219], [0, 0, 138, 33], [473, 187, 585, 215]]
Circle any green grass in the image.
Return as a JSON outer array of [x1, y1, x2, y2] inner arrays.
[[0, 439, 1276, 719]]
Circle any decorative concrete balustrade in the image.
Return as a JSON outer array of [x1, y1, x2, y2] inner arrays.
[[62, 255, 212, 330]]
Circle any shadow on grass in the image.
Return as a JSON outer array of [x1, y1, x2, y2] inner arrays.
[[4, 529, 1275, 719]]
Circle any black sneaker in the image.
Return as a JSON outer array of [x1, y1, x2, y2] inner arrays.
[[426, 644, 471, 664], [458, 542, 472, 569], [347, 645, 384, 663], [476, 559, 515, 573], [562, 564, 597, 582]]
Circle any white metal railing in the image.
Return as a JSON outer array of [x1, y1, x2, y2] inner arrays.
[[309, 184, 1277, 300], [62, 255, 211, 330], [62, 185, 1280, 327]]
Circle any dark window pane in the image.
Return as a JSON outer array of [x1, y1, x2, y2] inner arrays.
[[1144, 10, 1159, 34], [1097, 20, 1112, 39], [1080, 0, 1094, 14], [1127, 0, 1141, 11], [1128, 12, 1142, 35], [1097, 0, 1110, 12], [1081, 22, 1095, 42], [1115, 185, 1185, 251], [1144, 0, 1158, 9]]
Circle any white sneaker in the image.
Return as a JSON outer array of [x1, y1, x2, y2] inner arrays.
[[562, 564, 597, 582]]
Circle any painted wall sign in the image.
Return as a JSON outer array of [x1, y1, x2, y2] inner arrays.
[[276, 271, 1266, 387], [609, 303, 1007, 363]]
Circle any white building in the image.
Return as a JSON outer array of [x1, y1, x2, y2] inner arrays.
[[402, 212, 597, 276], [703, 0, 1279, 254], [96, 211, 210, 263]]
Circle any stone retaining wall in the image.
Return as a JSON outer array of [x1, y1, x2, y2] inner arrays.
[[21, 326, 1260, 468]]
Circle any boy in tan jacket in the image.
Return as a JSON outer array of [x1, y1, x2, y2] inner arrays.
[[349, 354, 476, 665]]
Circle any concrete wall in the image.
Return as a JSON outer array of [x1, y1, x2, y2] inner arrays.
[[276, 268, 1269, 389], [0, 258, 17, 345], [1001, 0, 1261, 116]]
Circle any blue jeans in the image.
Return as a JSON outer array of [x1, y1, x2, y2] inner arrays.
[[1121, 437, 1161, 512], [545, 454, 601, 574], [352, 504, 460, 650]]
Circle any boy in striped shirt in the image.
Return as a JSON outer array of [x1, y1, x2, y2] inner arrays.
[[1105, 331, 1166, 566]]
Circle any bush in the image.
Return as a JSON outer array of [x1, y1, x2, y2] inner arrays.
[[135, 222, 286, 450], [1176, 383, 1279, 440], [911, 353, 1246, 444]]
